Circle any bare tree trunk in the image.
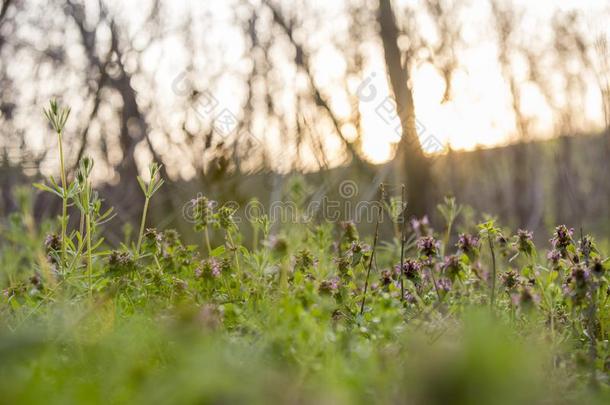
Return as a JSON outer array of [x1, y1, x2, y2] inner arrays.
[[377, 0, 432, 216]]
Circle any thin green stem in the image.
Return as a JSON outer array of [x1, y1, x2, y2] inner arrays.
[[428, 265, 442, 302], [86, 210, 92, 297], [360, 214, 380, 315], [136, 197, 150, 258], [488, 234, 497, 310], [204, 227, 212, 255], [84, 182, 93, 297], [227, 231, 240, 274], [399, 185, 407, 301], [58, 130, 68, 272]]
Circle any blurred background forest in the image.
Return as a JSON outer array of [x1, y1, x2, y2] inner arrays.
[[0, 0, 609, 245]]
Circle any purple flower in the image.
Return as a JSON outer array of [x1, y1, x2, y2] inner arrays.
[[456, 233, 480, 256], [397, 259, 421, 282], [571, 265, 589, 289], [346, 241, 370, 267], [197, 258, 223, 279], [210, 259, 222, 278], [442, 255, 461, 279], [319, 277, 341, 295], [501, 269, 520, 290], [403, 291, 417, 304], [591, 257, 604, 277], [550, 225, 574, 258], [546, 249, 561, 266], [512, 287, 537, 308], [340, 221, 359, 242], [435, 278, 452, 293], [410, 216, 432, 237], [380, 269, 394, 286], [516, 229, 534, 256], [578, 235, 593, 253], [417, 236, 439, 258]]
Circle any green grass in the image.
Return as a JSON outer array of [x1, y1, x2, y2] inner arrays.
[[0, 102, 608, 404]]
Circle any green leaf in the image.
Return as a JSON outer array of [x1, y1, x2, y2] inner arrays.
[[137, 177, 147, 194], [210, 245, 226, 257], [33, 183, 63, 198]]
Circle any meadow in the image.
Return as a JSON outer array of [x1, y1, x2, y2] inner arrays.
[[0, 102, 608, 404]]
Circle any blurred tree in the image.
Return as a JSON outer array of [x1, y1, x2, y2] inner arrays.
[[377, 0, 463, 216]]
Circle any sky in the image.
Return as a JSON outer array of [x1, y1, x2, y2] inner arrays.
[[355, 0, 610, 162], [5, 0, 610, 178]]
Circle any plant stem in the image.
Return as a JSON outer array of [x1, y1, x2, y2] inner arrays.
[[488, 234, 497, 310], [399, 184, 407, 301], [205, 227, 212, 255], [227, 231, 240, 274], [58, 130, 68, 272], [136, 197, 150, 258], [84, 183, 92, 297], [360, 211, 380, 315], [443, 222, 453, 257], [86, 210, 92, 297], [428, 265, 442, 302]]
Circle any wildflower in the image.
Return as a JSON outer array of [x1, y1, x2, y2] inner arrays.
[[107, 251, 136, 275], [397, 259, 421, 283], [197, 304, 222, 330], [496, 233, 509, 247], [411, 215, 432, 237], [417, 236, 439, 258], [565, 264, 589, 305], [340, 220, 359, 243], [334, 255, 352, 277], [512, 287, 537, 309], [515, 229, 535, 256], [173, 277, 188, 290], [192, 196, 215, 231], [162, 229, 181, 247], [571, 265, 589, 290], [217, 205, 237, 230], [197, 258, 223, 279], [591, 257, 605, 277], [29, 274, 42, 288], [294, 249, 316, 272], [266, 235, 288, 257], [210, 260, 222, 278], [44, 233, 61, 264], [403, 291, 417, 304], [495, 232, 515, 258], [442, 255, 461, 280], [456, 233, 480, 258], [44, 233, 61, 252], [501, 269, 519, 290], [547, 249, 561, 267], [380, 269, 394, 286], [577, 235, 596, 263], [550, 225, 574, 258], [319, 278, 340, 295], [435, 278, 452, 293], [346, 240, 371, 267], [143, 228, 162, 254]]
